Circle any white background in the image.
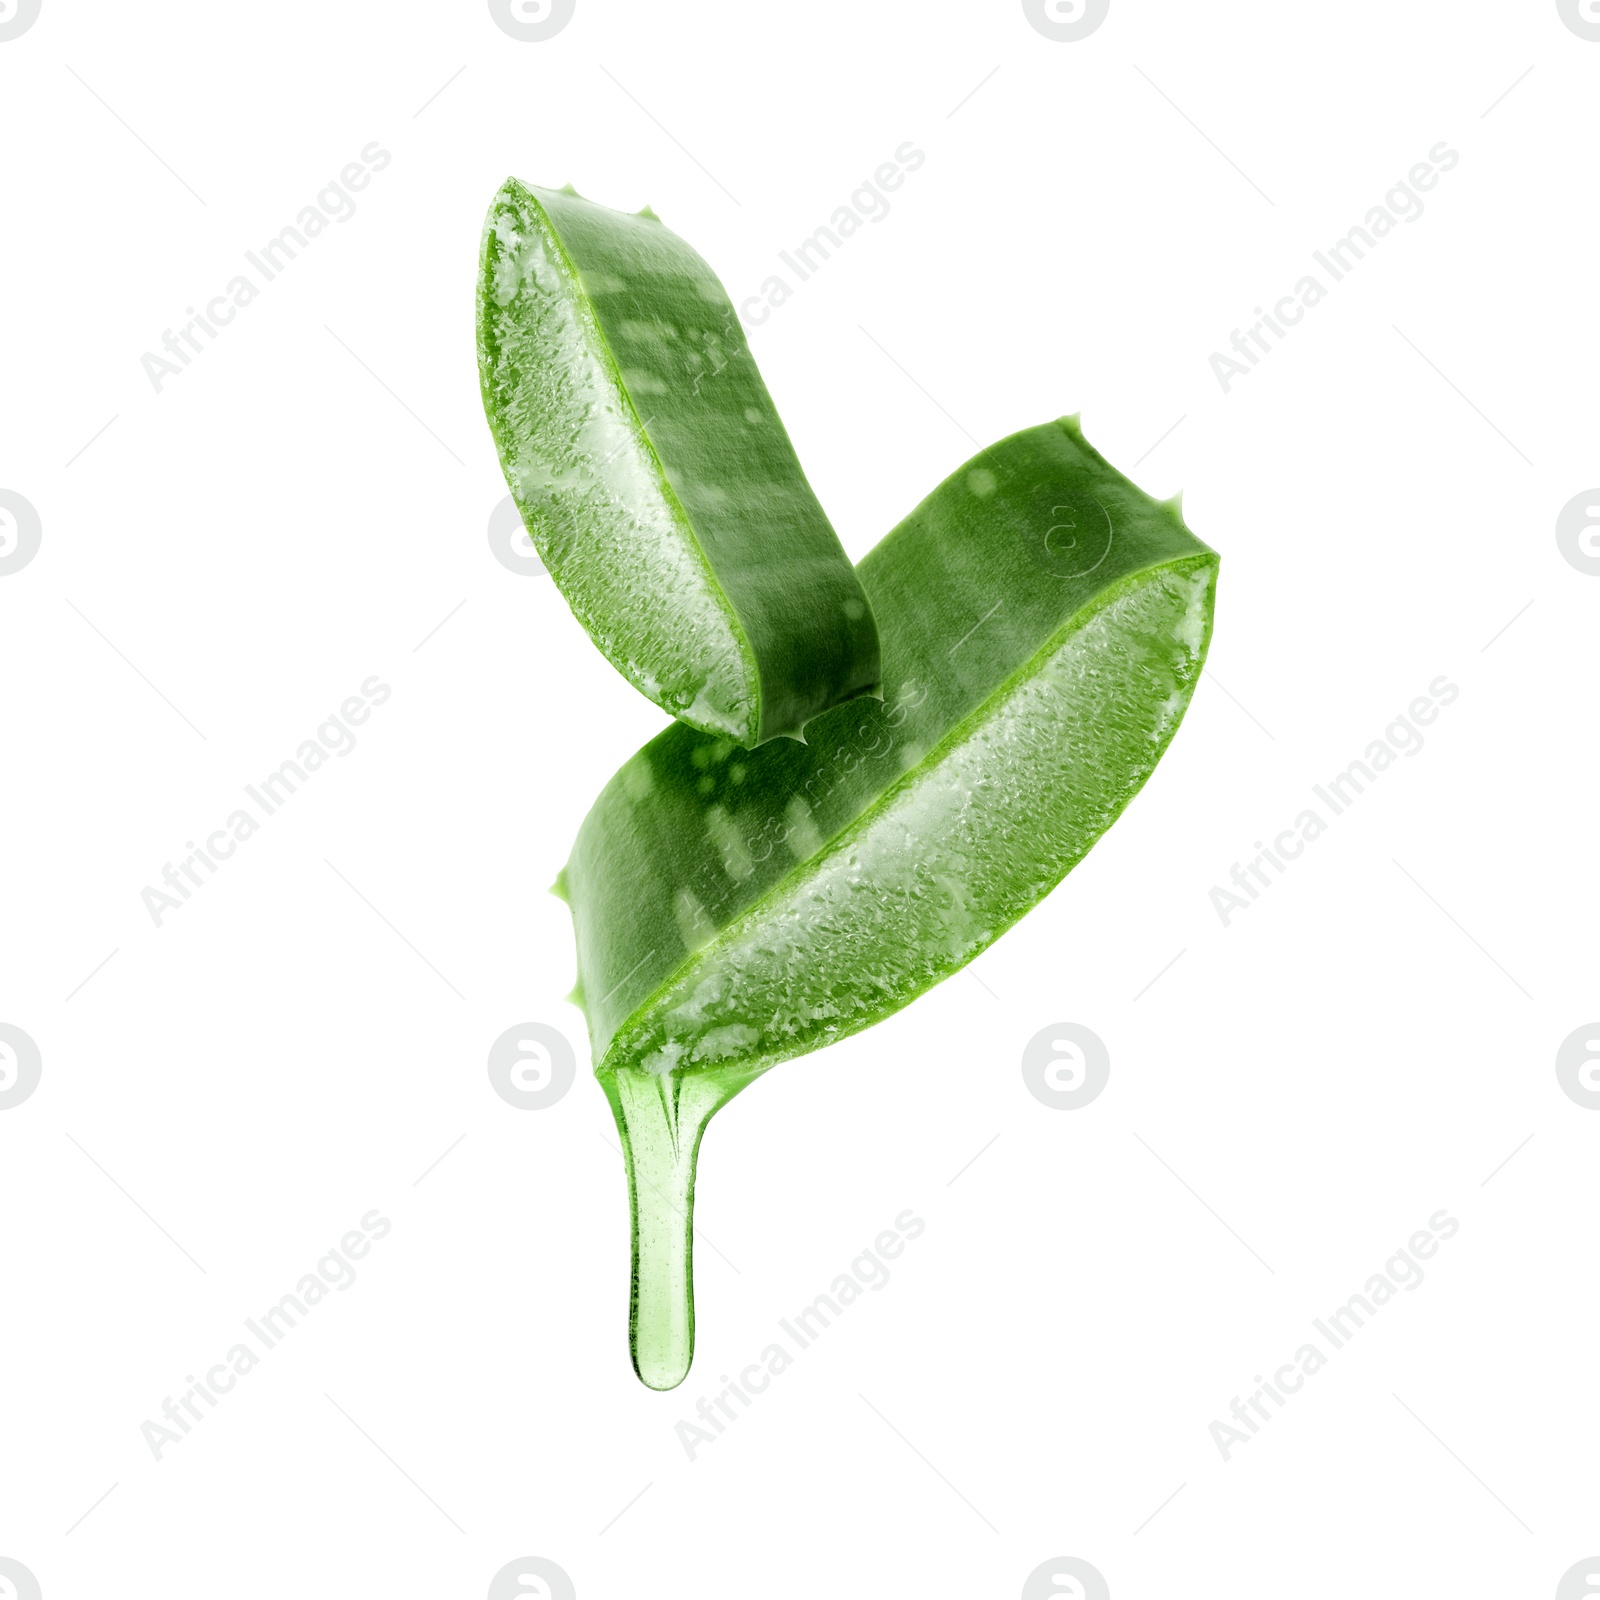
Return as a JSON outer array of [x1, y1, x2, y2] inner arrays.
[[2, 2, 1597, 1597]]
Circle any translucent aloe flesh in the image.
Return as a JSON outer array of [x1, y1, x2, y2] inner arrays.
[[477, 179, 881, 745], [562, 418, 1219, 1387]]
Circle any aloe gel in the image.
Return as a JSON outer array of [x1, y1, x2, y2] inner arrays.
[[563, 417, 1220, 1387], [477, 179, 881, 746], [602, 1062, 756, 1390]]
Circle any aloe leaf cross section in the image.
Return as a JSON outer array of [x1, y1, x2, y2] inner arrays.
[[478, 178, 881, 746], [560, 417, 1219, 1388]]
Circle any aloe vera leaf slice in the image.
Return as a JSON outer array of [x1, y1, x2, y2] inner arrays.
[[562, 416, 1219, 1388], [477, 178, 881, 746]]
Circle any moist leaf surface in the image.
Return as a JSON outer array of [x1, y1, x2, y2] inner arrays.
[[568, 417, 1216, 1076], [478, 178, 880, 745]]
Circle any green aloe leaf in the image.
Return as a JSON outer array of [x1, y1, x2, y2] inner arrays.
[[561, 416, 1219, 1387], [477, 179, 881, 745]]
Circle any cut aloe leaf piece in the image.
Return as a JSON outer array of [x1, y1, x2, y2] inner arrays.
[[477, 178, 881, 745], [562, 416, 1219, 1388]]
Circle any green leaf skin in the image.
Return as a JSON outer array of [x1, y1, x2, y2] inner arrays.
[[477, 179, 881, 746], [563, 416, 1219, 1388]]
